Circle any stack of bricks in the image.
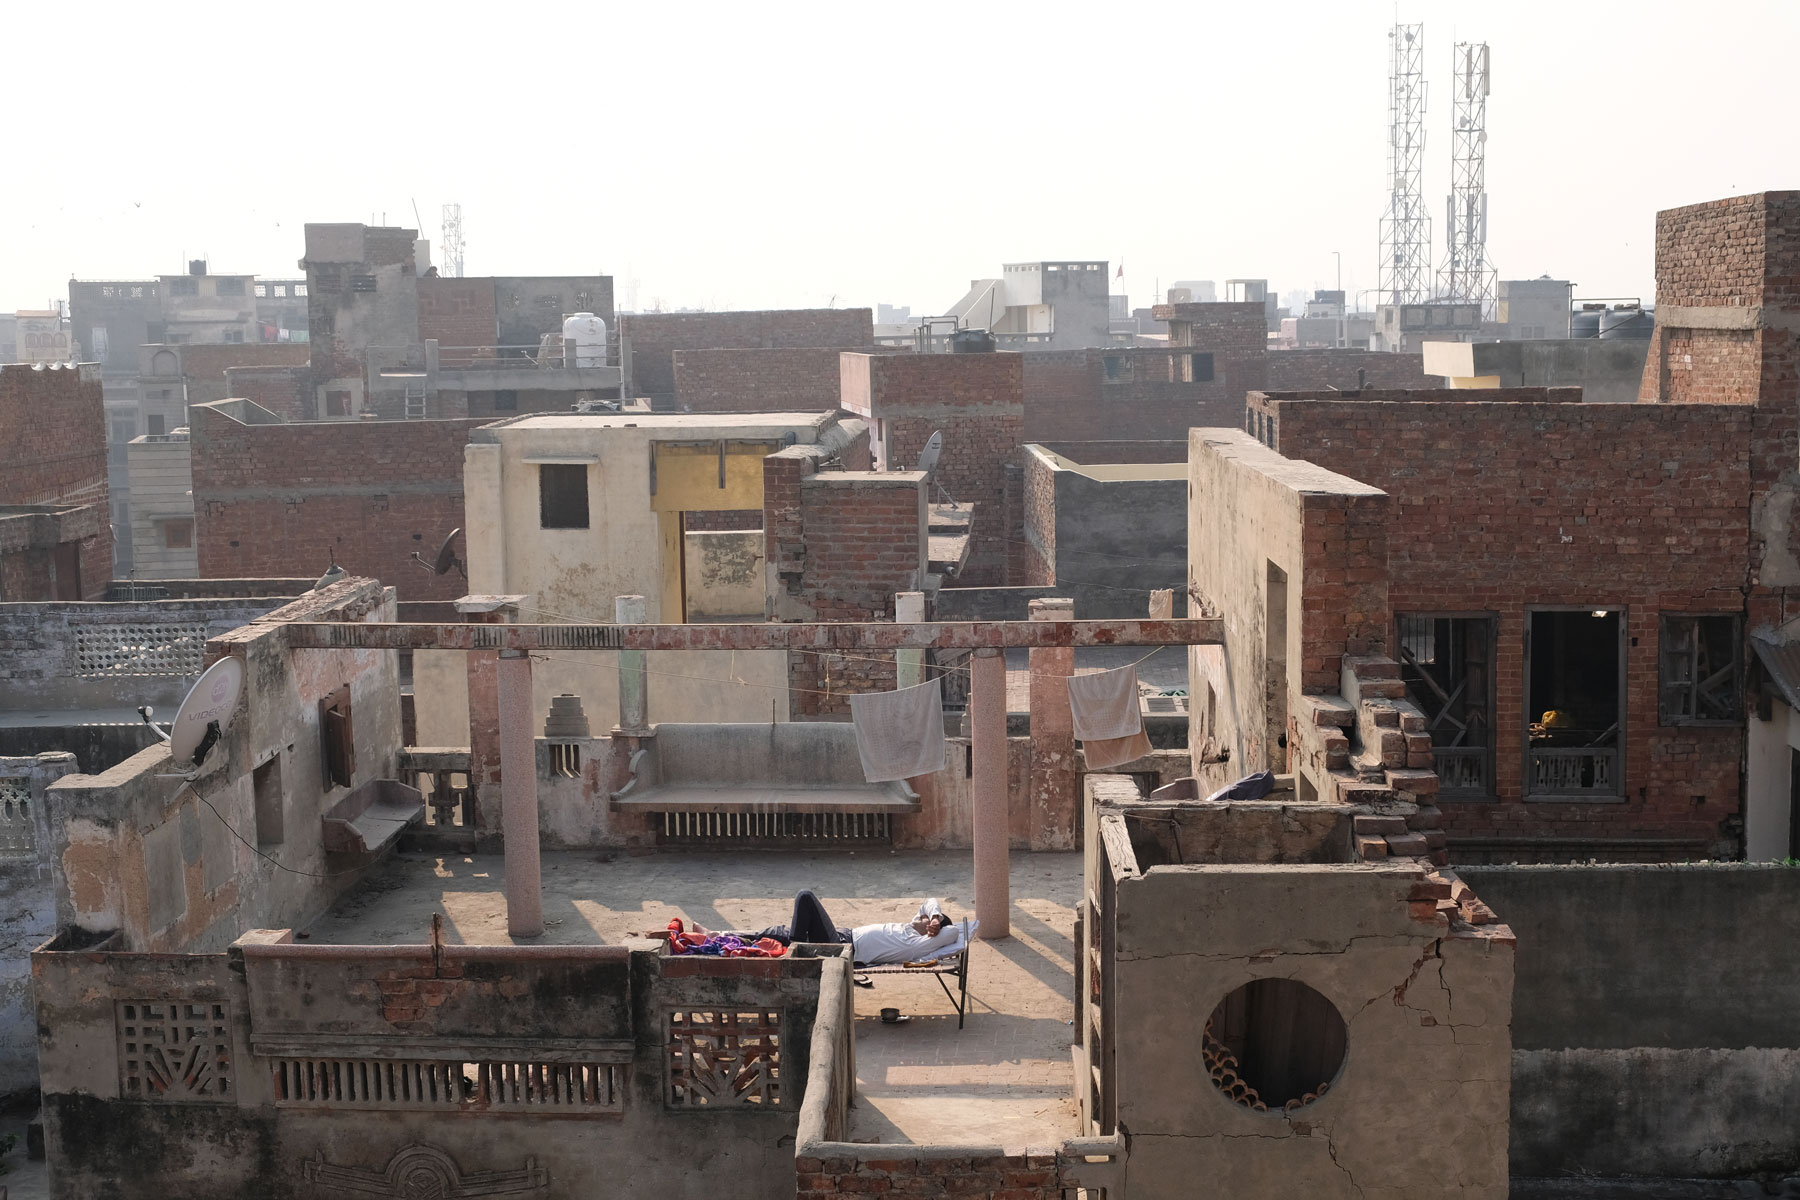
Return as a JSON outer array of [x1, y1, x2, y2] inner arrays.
[[189, 403, 486, 601], [619, 309, 874, 401], [795, 1151, 1066, 1199], [840, 351, 1024, 587]]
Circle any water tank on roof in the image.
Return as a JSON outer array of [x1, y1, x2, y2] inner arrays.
[[188, 259, 207, 276], [562, 312, 607, 368], [950, 327, 996, 354], [1599, 306, 1653, 340], [1570, 309, 1602, 339]]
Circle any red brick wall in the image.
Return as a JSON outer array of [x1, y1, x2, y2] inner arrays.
[[767, 461, 923, 716], [796, 1150, 1068, 1198], [672, 346, 901, 413], [189, 406, 483, 601], [178, 342, 311, 406], [416, 279, 497, 359], [224, 365, 312, 421], [1267, 349, 1436, 391], [620, 309, 874, 399], [0, 364, 111, 593], [1021, 344, 1267, 441], [1270, 397, 1752, 851], [843, 352, 1024, 586]]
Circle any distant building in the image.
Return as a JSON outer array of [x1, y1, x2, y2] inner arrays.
[[1498, 278, 1573, 340]]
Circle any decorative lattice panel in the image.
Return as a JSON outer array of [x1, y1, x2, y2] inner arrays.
[[667, 1010, 781, 1107], [272, 1057, 623, 1113], [0, 779, 33, 860], [76, 623, 209, 677], [117, 1001, 233, 1101]]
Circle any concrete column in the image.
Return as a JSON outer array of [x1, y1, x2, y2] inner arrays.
[[1027, 597, 1077, 851], [971, 647, 1009, 939], [615, 595, 649, 734], [497, 649, 543, 937], [895, 591, 926, 690]]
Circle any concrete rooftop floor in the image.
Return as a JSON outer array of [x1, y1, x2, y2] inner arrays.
[[302, 848, 1082, 1151]]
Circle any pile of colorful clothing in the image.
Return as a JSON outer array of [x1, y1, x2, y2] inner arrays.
[[664, 919, 787, 958]]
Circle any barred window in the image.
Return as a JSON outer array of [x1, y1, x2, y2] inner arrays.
[[1660, 615, 1742, 725]]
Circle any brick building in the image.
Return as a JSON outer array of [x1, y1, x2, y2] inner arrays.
[[620, 309, 874, 405], [840, 350, 1024, 587], [670, 345, 902, 413], [1238, 388, 1750, 859], [188, 399, 481, 600], [0, 363, 112, 599]]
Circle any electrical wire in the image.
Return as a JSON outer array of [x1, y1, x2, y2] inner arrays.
[[182, 780, 373, 880]]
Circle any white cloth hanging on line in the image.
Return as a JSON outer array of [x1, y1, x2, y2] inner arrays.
[[850, 679, 946, 783], [1067, 665, 1144, 741]]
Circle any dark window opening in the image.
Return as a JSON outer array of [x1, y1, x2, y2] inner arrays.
[[351, 275, 377, 292], [1205, 979, 1346, 1111], [1102, 355, 1124, 382], [1659, 614, 1742, 725], [216, 279, 245, 297], [1190, 352, 1215, 382], [1527, 609, 1622, 797], [494, 389, 518, 412], [146, 414, 165, 436], [1399, 615, 1495, 800], [325, 391, 352, 417], [320, 684, 355, 790], [253, 755, 284, 845], [539, 463, 590, 529], [168, 278, 198, 297]]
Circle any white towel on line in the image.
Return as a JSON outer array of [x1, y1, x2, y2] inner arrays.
[[1067, 665, 1144, 742], [850, 679, 946, 783]]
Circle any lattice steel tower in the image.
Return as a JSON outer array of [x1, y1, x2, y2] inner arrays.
[[1379, 23, 1431, 307], [441, 203, 465, 279], [1437, 43, 1496, 315]]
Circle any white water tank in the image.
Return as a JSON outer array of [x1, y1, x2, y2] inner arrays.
[[562, 312, 607, 368]]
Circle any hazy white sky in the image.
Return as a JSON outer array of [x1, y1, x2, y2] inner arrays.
[[6, 1, 1797, 316]]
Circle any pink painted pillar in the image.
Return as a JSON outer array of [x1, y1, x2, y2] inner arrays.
[[497, 649, 543, 937], [971, 647, 1010, 939], [1028, 597, 1077, 851]]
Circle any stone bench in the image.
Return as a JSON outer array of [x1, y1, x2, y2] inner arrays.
[[322, 779, 426, 855], [609, 723, 919, 814]]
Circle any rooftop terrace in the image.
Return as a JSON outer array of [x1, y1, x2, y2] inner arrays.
[[303, 848, 1081, 1151]]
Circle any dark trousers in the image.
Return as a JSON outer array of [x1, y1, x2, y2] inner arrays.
[[753, 889, 852, 946]]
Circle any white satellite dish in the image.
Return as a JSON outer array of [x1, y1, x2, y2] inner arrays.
[[139, 656, 245, 772], [915, 430, 943, 477]]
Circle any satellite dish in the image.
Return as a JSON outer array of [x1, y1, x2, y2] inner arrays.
[[412, 528, 467, 579], [138, 656, 244, 772], [915, 430, 943, 478]]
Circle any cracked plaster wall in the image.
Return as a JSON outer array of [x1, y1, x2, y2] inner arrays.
[[1112, 864, 1513, 1199]]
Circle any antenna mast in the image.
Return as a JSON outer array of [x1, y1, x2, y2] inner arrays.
[[1438, 42, 1497, 318], [1379, 23, 1431, 307], [441, 203, 465, 279]]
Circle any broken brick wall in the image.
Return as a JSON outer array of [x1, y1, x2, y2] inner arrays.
[[0, 363, 112, 593], [222, 365, 313, 422], [176, 342, 311, 407], [1266, 394, 1752, 855], [189, 403, 482, 600]]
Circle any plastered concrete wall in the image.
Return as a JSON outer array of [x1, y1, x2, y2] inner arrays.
[[1187, 429, 1388, 781], [43, 579, 403, 951], [684, 530, 764, 620], [125, 436, 197, 579], [33, 942, 820, 1200], [1461, 863, 1800, 1178], [1110, 861, 1513, 1199], [0, 752, 77, 1095], [1023, 444, 1185, 595]]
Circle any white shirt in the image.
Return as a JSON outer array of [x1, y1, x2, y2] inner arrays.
[[850, 920, 962, 965]]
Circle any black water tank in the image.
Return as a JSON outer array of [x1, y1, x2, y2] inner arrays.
[[950, 328, 996, 354], [188, 259, 207, 276], [1570, 310, 1602, 339]]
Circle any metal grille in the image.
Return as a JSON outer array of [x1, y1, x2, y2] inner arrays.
[[272, 1057, 623, 1113], [75, 623, 208, 676], [0, 779, 33, 859], [658, 810, 890, 845], [118, 1001, 233, 1102]]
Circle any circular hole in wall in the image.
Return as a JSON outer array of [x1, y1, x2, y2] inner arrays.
[[1204, 979, 1347, 1113]]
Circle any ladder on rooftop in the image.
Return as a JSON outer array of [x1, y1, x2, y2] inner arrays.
[[403, 383, 427, 420]]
